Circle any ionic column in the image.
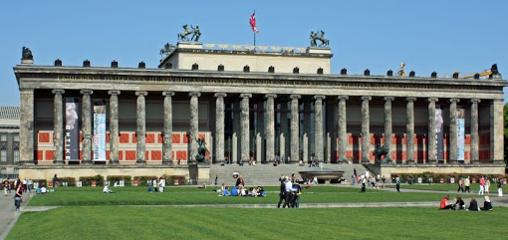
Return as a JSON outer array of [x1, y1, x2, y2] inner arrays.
[[384, 97, 394, 163], [337, 96, 348, 162], [290, 95, 300, 162], [449, 98, 460, 163], [52, 89, 65, 164], [189, 92, 200, 164], [470, 99, 480, 164], [215, 93, 227, 164], [265, 94, 276, 162], [427, 98, 438, 163], [314, 95, 325, 162], [490, 99, 504, 163], [80, 90, 93, 164], [162, 91, 175, 165], [361, 96, 371, 163], [240, 94, 252, 163], [20, 89, 34, 163], [108, 90, 120, 164], [136, 91, 148, 164], [406, 97, 416, 164]]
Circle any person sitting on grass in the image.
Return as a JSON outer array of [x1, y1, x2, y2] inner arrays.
[[455, 196, 465, 210], [467, 198, 479, 211], [439, 195, 455, 210], [222, 186, 230, 196], [480, 196, 493, 211], [103, 185, 113, 193]]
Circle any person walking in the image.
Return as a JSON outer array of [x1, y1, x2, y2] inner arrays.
[[478, 176, 485, 196], [485, 178, 490, 195], [464, 176, 471, 193], [395, 176, 401, 192], [497, 178, 504, 197], [457, 178, 464, 192], [360, 175, 367, 192], [14, 181, 23, 211], [277, 176, 286, 208]]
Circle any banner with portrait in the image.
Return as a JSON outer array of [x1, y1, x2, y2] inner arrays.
[[435, 107, 444, 161], [65, 98, 80, 162], [457, 108, 465, 161], [93, 101, 106, 161]]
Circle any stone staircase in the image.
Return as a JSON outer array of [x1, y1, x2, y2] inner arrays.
[[209, 163, 374, 186]]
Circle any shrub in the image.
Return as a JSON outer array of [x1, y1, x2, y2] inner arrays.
[[106, 175, 132, 186], [132, 176, 158, 186], [32, 179, 47, 187], [79, 175, 104, 187], [59, 177, 76, 187]]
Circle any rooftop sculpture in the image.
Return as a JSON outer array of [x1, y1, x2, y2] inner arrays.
[[310, 30, 329, 48], [21, 46, 33, 61], [178, 24, 201, 42]]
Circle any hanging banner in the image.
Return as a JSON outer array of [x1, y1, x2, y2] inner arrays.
[[435, 107, 444, 161], [93, 101, 106, 161], [65, 98, 80, 162], [457, 108, 465, 161]]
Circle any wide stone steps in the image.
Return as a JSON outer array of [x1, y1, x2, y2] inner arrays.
[[209, 163, 373, 186]]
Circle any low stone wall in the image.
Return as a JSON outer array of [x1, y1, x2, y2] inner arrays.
[[380, 163, 505, 178], [18, 165, 210, 184]]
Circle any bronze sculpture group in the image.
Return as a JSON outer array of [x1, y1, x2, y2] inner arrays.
[[178, 24, 201, 42], [310, 30, 329, 48]]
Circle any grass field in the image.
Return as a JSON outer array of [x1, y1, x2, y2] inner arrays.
[[390, 183, 507, 192], [8, 207, 507, 240], [27, 186, 447, 206]]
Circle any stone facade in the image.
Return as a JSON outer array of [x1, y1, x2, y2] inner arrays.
[[13, 42, 507, 181]]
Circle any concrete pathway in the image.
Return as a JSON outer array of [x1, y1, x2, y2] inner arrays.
[[0, 191, 31, 240]]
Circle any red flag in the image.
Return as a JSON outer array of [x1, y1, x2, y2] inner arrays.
[[249, 12, 259, 33]]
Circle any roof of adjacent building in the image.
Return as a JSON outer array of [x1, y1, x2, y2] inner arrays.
[[0, 106, 20, 120]]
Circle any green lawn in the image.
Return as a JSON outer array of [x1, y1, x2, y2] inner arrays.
[[28, 186, 447, 206], [8, 207, 508, 240], [391, 183, 506, 192]]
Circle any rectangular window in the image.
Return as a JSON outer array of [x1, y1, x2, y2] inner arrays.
[[13, 135, 19, 142], [14, 150, 19, 162], [0, 135, 6, 142], [0, 150, 6, 162]]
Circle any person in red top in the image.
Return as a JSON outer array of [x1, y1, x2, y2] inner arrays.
[[478, 176, 486, 195], [440, 195, 455, 210]]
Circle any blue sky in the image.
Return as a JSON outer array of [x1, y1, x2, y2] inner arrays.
[[1, 0, 506, 105]]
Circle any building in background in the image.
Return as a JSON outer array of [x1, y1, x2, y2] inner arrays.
[[0, 106, 20, 178], [12, 32, 507, 183]]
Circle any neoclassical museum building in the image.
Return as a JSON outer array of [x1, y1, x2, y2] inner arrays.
[[13, 37, 506, 182]]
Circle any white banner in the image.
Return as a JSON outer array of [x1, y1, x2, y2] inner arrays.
[[93, 103, 106, 161]]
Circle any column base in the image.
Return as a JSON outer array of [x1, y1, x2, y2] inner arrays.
[[81, 160, 93, 165]]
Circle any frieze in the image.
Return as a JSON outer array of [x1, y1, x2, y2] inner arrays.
[[16, 69, 505, 94]]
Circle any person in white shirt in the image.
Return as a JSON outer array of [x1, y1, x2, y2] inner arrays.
[[158, 178, 165, 193], [103, 185, 113, 193]]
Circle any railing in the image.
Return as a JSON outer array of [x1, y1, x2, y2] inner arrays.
[[202, 43, 308, 54]]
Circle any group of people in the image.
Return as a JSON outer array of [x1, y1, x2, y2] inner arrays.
[[2, 178, 26, 211], [217, 174, 266, 197], [277, 175, 302, 208], [440, 195, 493, 211], [147, 178, 166, 193]]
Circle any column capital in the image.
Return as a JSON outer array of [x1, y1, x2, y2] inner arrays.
[[314, 95, 325, 100], [338, 96, 349, 101], [240, 93, 252, 99], [470, 98, 481, 104], [51, 89, 65, 95], [290, 94, 301, 99], [80, 89, 93, 95], [265, 93, 277, 99], [361, 96, 371, 101], [189, 92, 201, 97], [108, 90, 121, 96], [384, 96, 394, 101], [449, 98, 460, 103], [214, 92, 227, 98], [135, 91, 148, 96], [428, 97, 439, 103], [406, 97, 416, 102], [162, 91, 175, 97]]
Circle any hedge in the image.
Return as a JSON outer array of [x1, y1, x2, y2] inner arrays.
[[132, 176, 158, 186], [390, 172, 506, 184], [79, 175, 104, 186], [106, 175, 132, 186]]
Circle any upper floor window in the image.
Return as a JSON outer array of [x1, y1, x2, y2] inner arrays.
[[0, 135, 6, 142], [293, 67, 300, 74], [192, 63, 199, 70], [0, 149, 6, 162], [243, 65, 250, 72], [13, 150, 19, 163], [218, 65, 224, 71], [13, 135, 19, 142]]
